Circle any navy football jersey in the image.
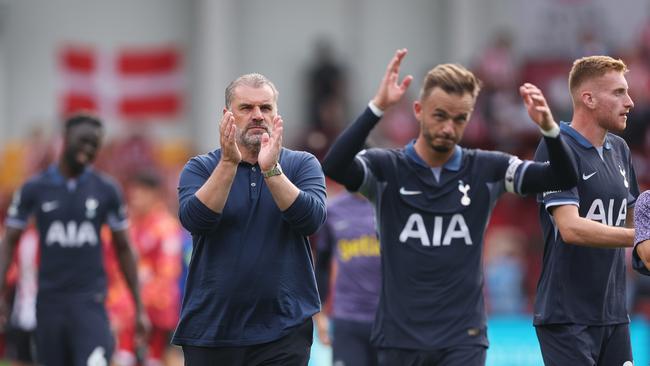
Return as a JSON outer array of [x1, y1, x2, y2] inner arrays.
[[356, 141, 530, 350], [534, 123, 639, 326], [5, 165, 128, 300]]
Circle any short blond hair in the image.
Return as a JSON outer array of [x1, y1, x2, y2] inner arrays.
[[568, 56, 628, 94], [419, 64, 482, 100]]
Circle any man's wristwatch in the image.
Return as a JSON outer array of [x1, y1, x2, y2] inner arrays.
[[262, 163, 283, 178]]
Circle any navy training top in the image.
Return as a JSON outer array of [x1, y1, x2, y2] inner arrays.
[[358, 138, 530, 350], [534, 123, 639, 326], [5, 165, 128, 302], [172, 147, 327, 347]]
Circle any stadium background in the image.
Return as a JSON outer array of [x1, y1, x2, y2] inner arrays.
[[0, 0, 649, 365]]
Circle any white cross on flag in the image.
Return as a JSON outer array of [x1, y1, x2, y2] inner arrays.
[[58, 45, 185, 121]]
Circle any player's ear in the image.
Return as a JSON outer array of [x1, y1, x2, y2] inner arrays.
[[414, 100, 422, 120], [581, 91, 595, 109], [223, 107, 229, 115]]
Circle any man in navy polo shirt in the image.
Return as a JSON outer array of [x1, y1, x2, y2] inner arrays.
[[534, 56, 638, 365], [172, 73, 326, 365], [0, 114, 148, 366], [322, 49, 578, 366]]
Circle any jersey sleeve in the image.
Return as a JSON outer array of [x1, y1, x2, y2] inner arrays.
[[105, 179, 129, 231], [4, 183, 37, 229], [477, 150, 530, 197], [356, 148, 389, 202], [280, 151, 327, 236], [533, 137, 579, 211], [322, 107, 381, 191], [177, 155, 223, 234]]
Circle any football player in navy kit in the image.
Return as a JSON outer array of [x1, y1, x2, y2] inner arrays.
[[322, 48, 578, 366], [533, 56, 638, 366], [0, 114, 149, 366]]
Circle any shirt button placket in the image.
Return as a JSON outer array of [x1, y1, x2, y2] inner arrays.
[[250, 166, 260, 199]]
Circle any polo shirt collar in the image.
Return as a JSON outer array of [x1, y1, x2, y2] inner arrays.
[[561, 122, 612, 150], [405, 140, 463, 171]]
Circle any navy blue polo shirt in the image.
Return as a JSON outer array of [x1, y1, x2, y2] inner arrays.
[[355, 140, 530, 350], [172, 147, 327, 347], [534, 123, 639, 326], [5, 165, 128, 301]]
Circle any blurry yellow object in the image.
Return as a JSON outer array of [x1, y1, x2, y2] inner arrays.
[[0, 140, 27, 194], [155, 139, 193, 169]]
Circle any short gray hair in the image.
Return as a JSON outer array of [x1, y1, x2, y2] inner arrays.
[[225, 73, 279, 108]]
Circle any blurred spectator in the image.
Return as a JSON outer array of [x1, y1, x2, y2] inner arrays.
[[484, 227, 527, 315], [637, 21, 650, 67], [373, 93, 419, 149], [619, 45, 650, 152], [475, 31, 517, 92], [0, 126, 57, 198], [4, 227, 38, 366], [473, 30, 534, 150], [486, 194, 543, 311], [487, 88, 539, 152], [97, 131, 157, 188], [23, 126, 58, 176], [519, 59, 574, 124], [110, 169, 183, 366], [307, 38, 348, 129], [574, 29, 608, 58], [301, 38, 349, 159]]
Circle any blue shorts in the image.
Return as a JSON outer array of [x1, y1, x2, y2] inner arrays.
[[535, 323, 633, 366], [377, 345, 486, 366], [35, 297, 114, 366], [332, 318, 377, 366]]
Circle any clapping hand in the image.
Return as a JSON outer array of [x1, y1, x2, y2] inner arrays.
[[258, 115, 283, 172], [220, 111, 242, 164]]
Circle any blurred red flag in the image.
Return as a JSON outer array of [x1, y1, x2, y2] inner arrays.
[[59, 45, 184, 121], [60, 46, 99, 115]]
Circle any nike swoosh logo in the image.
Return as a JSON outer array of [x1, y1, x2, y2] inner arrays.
[[399, 187, 422, 195], [41, 201, 59, 213], [582, 172, 597, 180]]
